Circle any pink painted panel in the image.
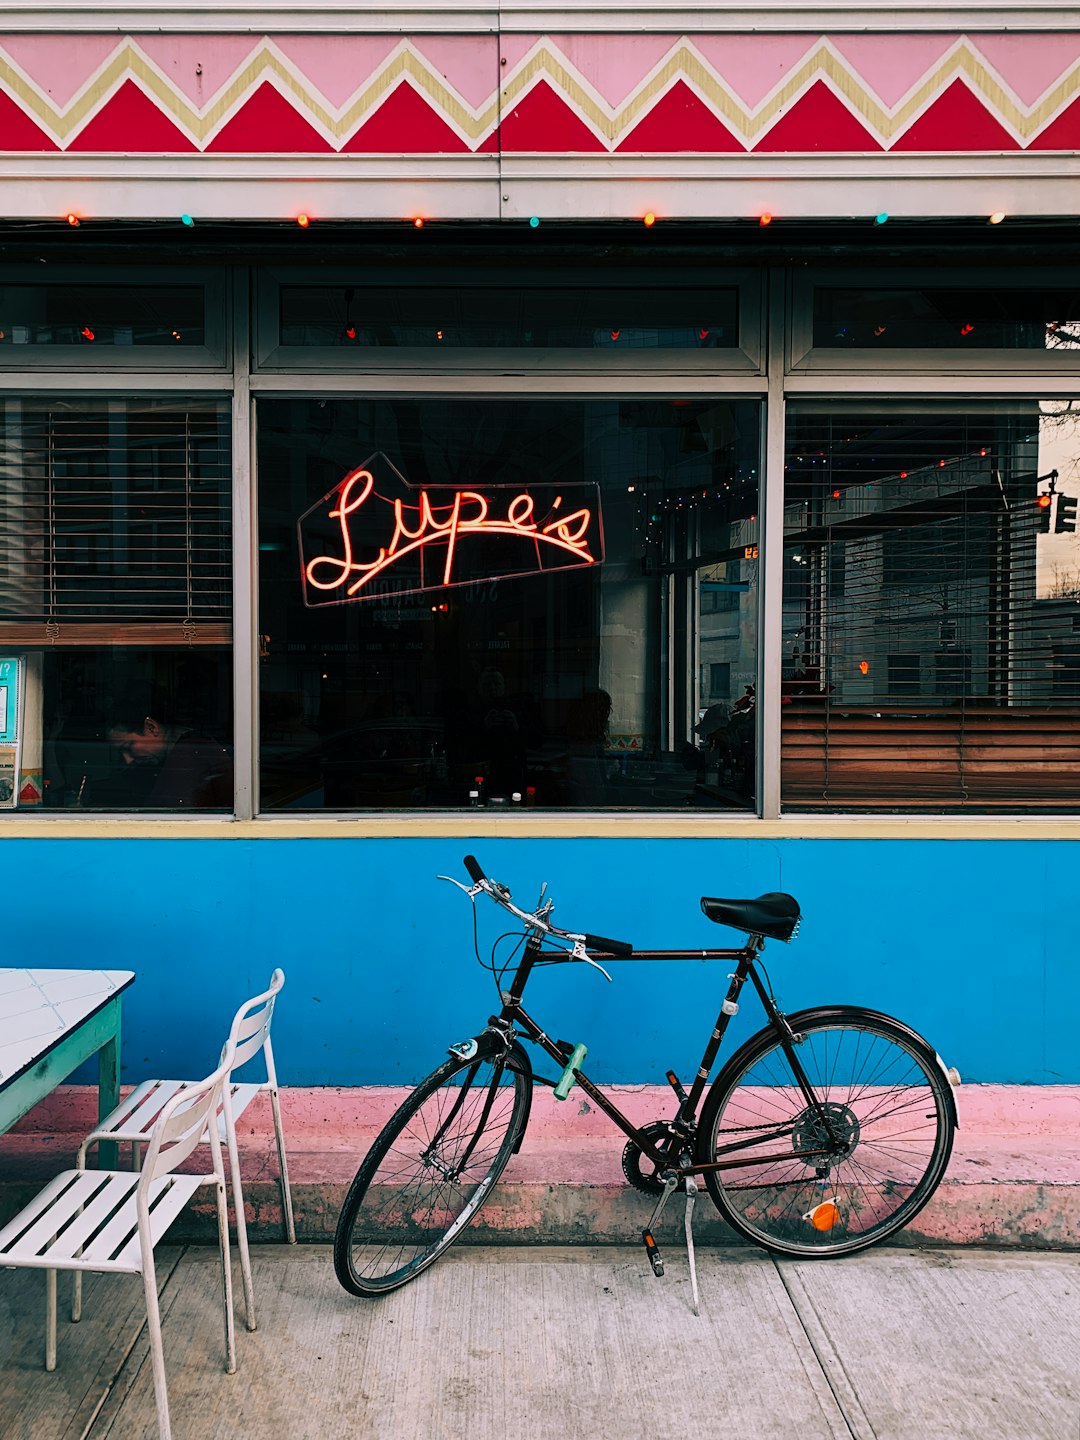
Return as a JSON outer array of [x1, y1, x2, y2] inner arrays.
[[692, 33, 827, 108], [0, 30, 1079, 156], [968, 31, 1080, 104], [410, 35, 502, 111], [122, 35, 263, 106], [272, 35, 403, 109], [527, 33, 683, 107], [0, 34, 122, 108], [827, 34, 959, 108]]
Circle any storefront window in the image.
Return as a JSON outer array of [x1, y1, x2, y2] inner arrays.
[[782, 401, 1080, 811], [0, 398, 232, 811], [0, 283, 205, 348], [0, 268, 226, 368], [279, 283, 739, 350], [813, 287, 1080, 351], [258, 396, 761, 811]]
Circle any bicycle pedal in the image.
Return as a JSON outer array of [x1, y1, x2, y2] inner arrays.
[[641, 1229, 665, 1277]]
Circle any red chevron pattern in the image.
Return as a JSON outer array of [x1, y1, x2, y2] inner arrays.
[[753, 81, 884, 152], [615, 81, 743, 152], [0, 32, 1077, 155], [66, 79, 197, 152]]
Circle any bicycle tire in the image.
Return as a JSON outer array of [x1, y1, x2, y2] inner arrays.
[[333, 1042, 532, 1296], [697, 1005, 955, 1258]]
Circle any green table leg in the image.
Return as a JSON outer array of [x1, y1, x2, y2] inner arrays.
[[96, 1002, 122, 1170]]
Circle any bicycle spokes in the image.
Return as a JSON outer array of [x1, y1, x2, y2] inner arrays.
[[703, 1015, 953, 1256]]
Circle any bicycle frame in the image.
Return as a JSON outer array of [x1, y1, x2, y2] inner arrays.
[[495, 928, 838, 1177]]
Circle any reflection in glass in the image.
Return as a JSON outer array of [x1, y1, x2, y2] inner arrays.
[[782, 402, 1080, 811], [0, 285, 205, 347], [813, 288, 1080, 350], [279, 285, 738, 350], [258, 396, 761, 812], [0, 398, 232, 811]]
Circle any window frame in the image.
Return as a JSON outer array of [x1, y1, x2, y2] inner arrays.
[[253, 264, 765, 376], [0, 265, 230, 372]]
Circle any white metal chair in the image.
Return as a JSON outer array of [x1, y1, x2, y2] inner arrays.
[[78, 969, 295, 1335], [0, 1055, 236, 1440]]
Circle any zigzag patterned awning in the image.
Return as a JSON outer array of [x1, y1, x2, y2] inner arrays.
[[1, 32, 1080, 153]]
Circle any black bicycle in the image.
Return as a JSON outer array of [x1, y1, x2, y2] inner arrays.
[[334, 855, 958, 1305]]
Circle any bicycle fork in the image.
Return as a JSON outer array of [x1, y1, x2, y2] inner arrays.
[[641, 1160, 702, 1316]]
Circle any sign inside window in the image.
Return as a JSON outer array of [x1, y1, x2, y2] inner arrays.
[[298, 452, 603, 607], [0, 657, 20, 808]]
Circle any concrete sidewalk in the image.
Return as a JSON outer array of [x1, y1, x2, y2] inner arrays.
[[2, 1244, 1078, 1439]]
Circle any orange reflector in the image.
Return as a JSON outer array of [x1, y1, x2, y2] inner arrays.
[[805, 1199, 841, 1231]]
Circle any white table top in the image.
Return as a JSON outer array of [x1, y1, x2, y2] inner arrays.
[[0, 968, 135, 1090]]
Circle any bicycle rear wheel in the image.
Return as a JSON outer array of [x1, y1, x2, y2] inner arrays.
[[334, 1044, 531, 1296], [698, 1006, 955, 1258]]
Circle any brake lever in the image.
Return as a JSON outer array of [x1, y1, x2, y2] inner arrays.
[[438, 874, 484, 898], [570, 940, 613, 983]]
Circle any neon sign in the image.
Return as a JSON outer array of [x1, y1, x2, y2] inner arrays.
[[297, 452, 604, 607]]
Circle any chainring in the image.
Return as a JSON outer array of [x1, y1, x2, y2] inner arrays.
[[621, 1121, 691, 1196]]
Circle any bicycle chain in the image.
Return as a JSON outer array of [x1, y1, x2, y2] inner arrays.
[[622, 1117, 800, 1196], [621, 1122, 689, 1196]]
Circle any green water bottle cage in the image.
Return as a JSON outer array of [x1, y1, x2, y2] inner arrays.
[[554, 1043, 588, 1100]]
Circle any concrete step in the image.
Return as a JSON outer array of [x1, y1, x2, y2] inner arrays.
[[2, 1083, 1078, 1248]]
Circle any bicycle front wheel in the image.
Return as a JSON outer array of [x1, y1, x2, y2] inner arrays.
[[698, 1006, 955, 1258], [334, 1044, 532, 1296]]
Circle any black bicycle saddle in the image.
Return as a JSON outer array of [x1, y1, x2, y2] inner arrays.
[[700, 892, 801, 942]]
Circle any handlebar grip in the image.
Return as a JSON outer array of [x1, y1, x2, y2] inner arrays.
[[463, 854, 487, 884], [584, 933, 633, 958]]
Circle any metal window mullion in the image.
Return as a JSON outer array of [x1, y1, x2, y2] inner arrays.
[[230, 268, 255, 821], [758, 269, 787, 820]]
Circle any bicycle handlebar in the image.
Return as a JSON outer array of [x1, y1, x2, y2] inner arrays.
[[582, 932, 634, 958], [461, 854, 634, 957]]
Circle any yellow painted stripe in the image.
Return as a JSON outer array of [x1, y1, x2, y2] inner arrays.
[[1, 817, 1077, 840]]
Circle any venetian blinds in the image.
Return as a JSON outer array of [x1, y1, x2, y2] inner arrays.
[[0, 399, 231, 647], [781, 404, 1080, 811]]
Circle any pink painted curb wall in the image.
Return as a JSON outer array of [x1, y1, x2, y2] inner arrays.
[[3, 1084, 1078, 1249]]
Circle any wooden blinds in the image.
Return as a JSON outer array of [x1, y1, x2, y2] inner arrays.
[[0, 398, 231, 647]]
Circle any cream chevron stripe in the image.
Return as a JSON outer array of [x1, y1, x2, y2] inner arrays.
[[334, 44, 499, 141], [493, 38, 1080, 145], [0, 35, 1079, 150], [0, 37, 497, 146]]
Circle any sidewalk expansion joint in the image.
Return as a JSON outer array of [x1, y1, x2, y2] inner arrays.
[[771, 1258, 876, 1440]]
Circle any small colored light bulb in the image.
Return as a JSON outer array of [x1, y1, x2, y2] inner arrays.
[[759, 212, 773, 226], [181, 214, 194, 227], [297, 213, 310, 228], [875, 212, 889, 225], [413, 216, 424, 228], [989, 210, 1006, 225], [643, 212, 656, 228], [66, 213, 79, 227], [529, 216, 540, 229]]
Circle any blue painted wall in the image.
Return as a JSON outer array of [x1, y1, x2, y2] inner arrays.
[[6, 837, 1074, 1086]]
